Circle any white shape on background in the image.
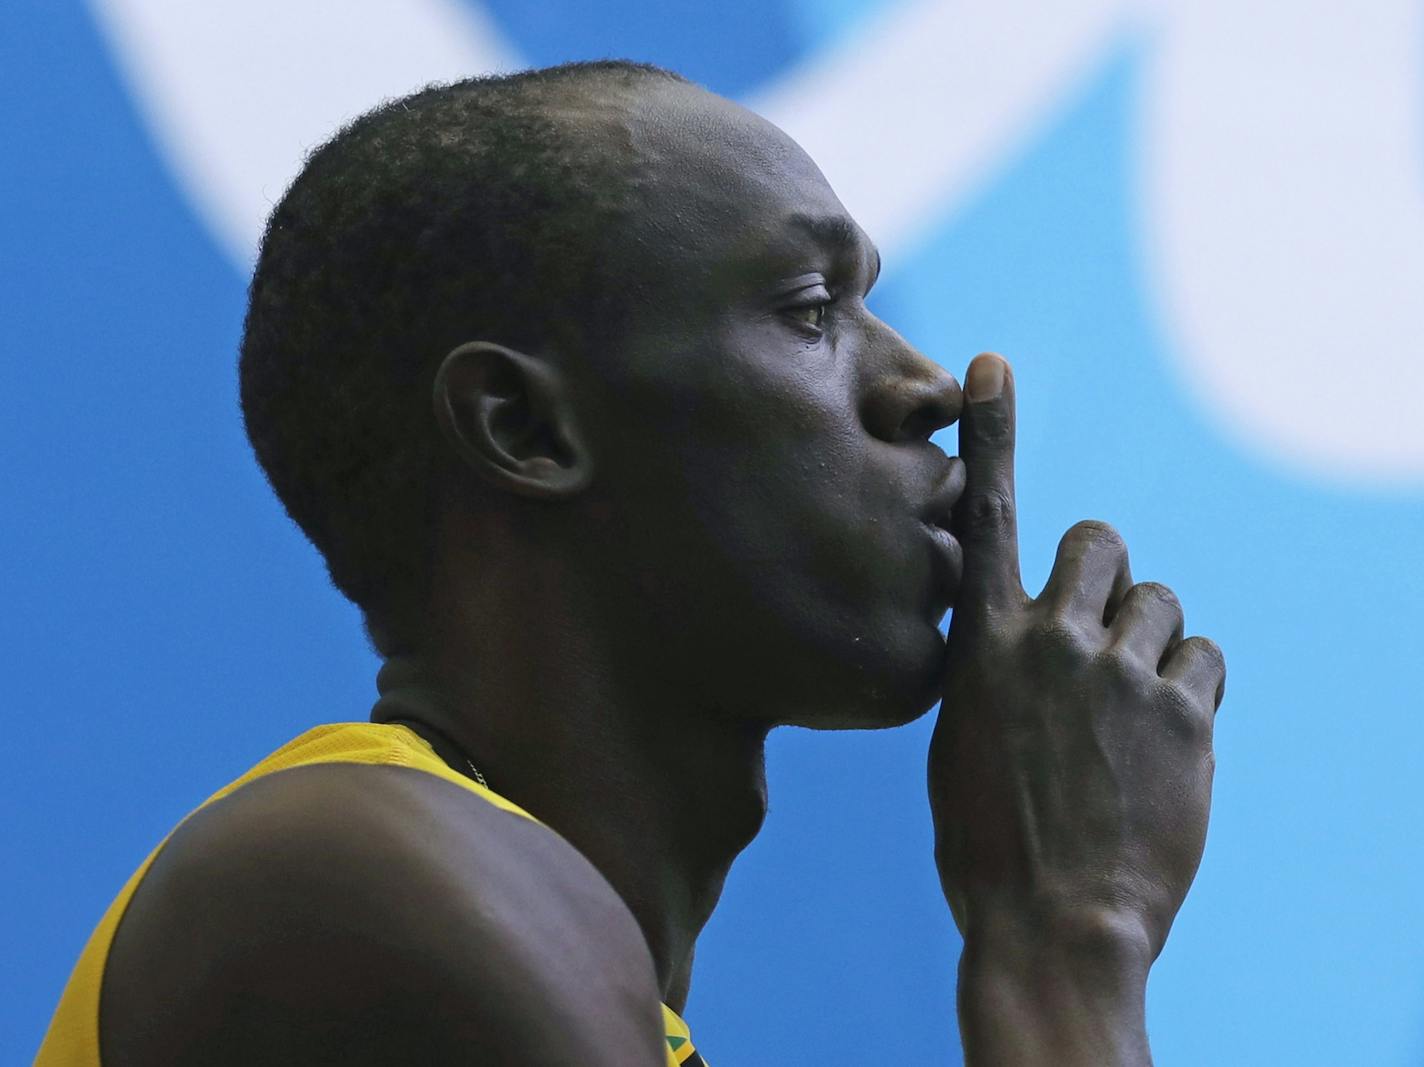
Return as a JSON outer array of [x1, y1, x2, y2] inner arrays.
[[750, 0, 1129, 259], [87, 0, 1424, 484], [1139, 0, 1424, 485], [85, 0, 521, 267]]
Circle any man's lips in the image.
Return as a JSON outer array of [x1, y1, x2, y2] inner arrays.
[[921, 455, 967, 602], [922, 519, 964, 602], [921, 456, 967, 529]]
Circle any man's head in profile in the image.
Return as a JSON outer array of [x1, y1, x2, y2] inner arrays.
[[240, 59, 965, 736], [40, 56, 1222, 1067]]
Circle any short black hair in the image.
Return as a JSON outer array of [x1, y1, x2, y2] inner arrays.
[[239, 60, 687, 654]]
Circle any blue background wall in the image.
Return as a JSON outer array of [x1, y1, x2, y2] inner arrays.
[[5, 2, 1423, 1062]]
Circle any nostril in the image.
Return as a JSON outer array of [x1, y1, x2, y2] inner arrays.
[[898, 408, 940, 440], [896, 379, 962, 442]]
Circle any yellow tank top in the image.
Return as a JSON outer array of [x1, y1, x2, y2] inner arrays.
[[35, 722, 707, 1066]]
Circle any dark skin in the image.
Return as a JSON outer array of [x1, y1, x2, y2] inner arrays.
[[102, 79, 1222, 1065]]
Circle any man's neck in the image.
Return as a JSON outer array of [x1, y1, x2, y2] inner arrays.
[[370, 648, 770, 1010]]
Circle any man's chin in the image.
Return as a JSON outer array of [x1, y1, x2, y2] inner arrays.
[[781, 655, 947, 731], [781, 699, 937, 732]]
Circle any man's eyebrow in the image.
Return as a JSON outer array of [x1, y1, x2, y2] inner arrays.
[[785, 213, 880, 282]]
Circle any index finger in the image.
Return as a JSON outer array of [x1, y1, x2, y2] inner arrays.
[[951, 353, 1024, 612]]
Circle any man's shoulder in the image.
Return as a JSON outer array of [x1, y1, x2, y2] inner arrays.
[[101, 761, 666, 1066]]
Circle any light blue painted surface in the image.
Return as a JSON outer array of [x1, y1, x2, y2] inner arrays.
[[4, 2, 1422, 1063]]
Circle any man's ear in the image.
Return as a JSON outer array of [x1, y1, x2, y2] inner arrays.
[[433, 341, 593, 498]]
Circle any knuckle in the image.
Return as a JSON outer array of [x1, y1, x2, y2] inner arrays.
[[969, 404, 1012, 445], [960, 486, 1015, 539], [1133, 581, 1183, 620], [1188, 636, 1227, 711], [1092, 645, 1142, 688], [1187, 635, 1227, 677], [1063, 519, 1125, 555], [1029, 619, 1096, 669], [1162, 681, 1213, 743]]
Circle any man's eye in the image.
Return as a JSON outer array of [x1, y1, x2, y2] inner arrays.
[[785, 303, 827, 330]]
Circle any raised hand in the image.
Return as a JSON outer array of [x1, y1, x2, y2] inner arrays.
[[929, 354, 1225, 1066]]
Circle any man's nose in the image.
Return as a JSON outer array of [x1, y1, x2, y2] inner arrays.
[[860, 333, 963, 444]]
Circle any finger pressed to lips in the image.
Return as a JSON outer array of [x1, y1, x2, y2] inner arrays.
[[952, 353, 1022, 611]]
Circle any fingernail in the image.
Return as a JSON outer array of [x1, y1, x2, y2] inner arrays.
[[965, 355, 1004, 402]]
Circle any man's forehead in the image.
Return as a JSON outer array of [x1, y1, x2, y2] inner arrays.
[[622, 82, 852, 249], [630, 84, 810, 173]]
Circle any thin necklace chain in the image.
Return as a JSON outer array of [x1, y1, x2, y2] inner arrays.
[[386, 717, 486, 789], [463, 757, 488, 789]]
